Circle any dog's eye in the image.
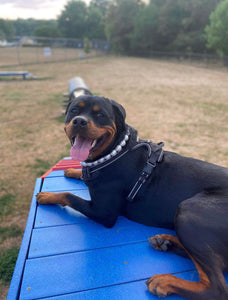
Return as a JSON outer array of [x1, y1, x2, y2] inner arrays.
[[96, 112, 104, 118], [71, 108, 79, 114]]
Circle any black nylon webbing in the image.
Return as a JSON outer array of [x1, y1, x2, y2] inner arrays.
[[127, 142, 164, 202]]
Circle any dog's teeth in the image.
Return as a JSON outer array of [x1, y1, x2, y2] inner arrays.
[[91, 140, 97, 148], [71, 135, 77, 146]]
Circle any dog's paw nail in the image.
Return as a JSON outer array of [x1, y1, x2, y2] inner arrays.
[[149, 236, 163, 249], [149, 237, 157, 248]]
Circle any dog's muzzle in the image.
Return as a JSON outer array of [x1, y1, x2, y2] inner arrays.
[[73, 116, 88, 129]]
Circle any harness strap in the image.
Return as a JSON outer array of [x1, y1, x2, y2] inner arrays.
[[127, 141, 164, 202]]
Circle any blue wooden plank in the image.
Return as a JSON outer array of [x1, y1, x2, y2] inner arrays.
[[20, 243, 194, 299], [41, 177, 87, 192], [35, 204, 90, 228], [29, 218, 174, 258], [41, 271, 201, 300], [45, 170, 66, 178], [7, 179, 42, 300], [35, 189, 91, 228], [52, 272, 228, 300]]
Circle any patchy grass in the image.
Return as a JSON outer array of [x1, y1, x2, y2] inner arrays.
[[0, 247, 19, 284], [47, 93, 63, 104], [28, 158, 54, 177], [0, 226, 22, 243], [28, 153, 71, 177], [55, 115, 65, 123], [0, 194, 15, 220], [0, 55, 228, 297]]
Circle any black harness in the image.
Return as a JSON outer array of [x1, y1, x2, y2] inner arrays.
[[127, 140, 164, 202], [82, 129, 164, 202]]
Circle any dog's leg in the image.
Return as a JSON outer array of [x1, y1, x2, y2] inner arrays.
[[36, 192, 71, 206], [64, 169, 82, 179], [147, 192, 228, 299], [36, 191, 120, 228], [149, 234, 188, 258], [146, 233, 228, 299], [147, 239, 228, 299], [146, 251, 212, 299], [147, 235, 211, 297]]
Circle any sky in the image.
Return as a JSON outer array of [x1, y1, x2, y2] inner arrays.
[[0, 0, 91, 20]]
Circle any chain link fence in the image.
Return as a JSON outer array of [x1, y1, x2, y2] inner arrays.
[[1, 36, 227, 69], [128, 50, 228, 69], [0, 36, 111, 67]]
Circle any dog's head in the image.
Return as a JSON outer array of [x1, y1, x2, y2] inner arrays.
[[65, 95, 126, 162]]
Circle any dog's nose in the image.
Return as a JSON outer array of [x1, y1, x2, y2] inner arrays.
[[72, 117, 88, 128]]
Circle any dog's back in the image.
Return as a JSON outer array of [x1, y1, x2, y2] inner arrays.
[[124, 149, 228, 228]]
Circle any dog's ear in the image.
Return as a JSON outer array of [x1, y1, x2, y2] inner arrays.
[[109, 99, 126, 121]]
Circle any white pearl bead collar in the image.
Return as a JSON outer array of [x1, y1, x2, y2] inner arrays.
[[80, 131, 130, 167]]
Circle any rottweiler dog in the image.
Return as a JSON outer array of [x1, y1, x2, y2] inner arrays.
[[37, 95, 228, 299]]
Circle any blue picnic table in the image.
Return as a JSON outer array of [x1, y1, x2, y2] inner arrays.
[[0, 71, 36, 80], [8, 160, 228, 299]]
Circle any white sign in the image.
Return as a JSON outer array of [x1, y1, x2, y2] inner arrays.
[[43, 47, 52, 56]]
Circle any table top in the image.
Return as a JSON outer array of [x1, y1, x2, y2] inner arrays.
[[8, 168, 228, 300]]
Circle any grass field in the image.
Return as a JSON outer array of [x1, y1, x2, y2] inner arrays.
[[0, 55, 228, 298]]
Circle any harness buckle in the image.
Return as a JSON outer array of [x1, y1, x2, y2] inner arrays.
[[144, 161, 156, 174], [127, 141, 164, 202]]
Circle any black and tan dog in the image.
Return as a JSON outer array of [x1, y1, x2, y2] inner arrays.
[[37, 95, 228, 299]]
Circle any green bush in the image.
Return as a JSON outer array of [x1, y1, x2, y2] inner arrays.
[[205, 0, 228, 55]]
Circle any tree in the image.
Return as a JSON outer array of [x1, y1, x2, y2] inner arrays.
[[0, 19, 14, 39], [13, 19, 58, 37], [86, 4, 105, 39], [13, 19, 32, 36], [172, 0, 221, 53], [146, 0, 220, 53], [157, 0, 187, 50], [57, 0, 106, 39], [130, 3, 160, 52], [33, 24, 60, 38], [205, 0, 228, 55], [58, 0, 87, 38], [84, 37, 91, 53], [105, 0, 143, 53], [90, 0, 111, 16]]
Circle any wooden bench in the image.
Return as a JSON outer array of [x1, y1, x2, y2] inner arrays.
[[0, 71, 36, 80], [8, 158, 228, 299]]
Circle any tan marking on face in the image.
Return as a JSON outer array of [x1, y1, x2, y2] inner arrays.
[[64, 123, 74, 140], [90, 122, 117, 159], [93, 105, 100, 112], [78, 101, 85, 107], [86, 121, 108, 139]]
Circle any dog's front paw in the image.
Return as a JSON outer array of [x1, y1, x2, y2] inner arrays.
[[149, 235, 171, 251], [146, 274, 174, 298], [36, 192, 57, 205], [64, 168, 82, 179]]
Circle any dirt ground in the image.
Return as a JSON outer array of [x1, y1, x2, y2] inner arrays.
[[0, 55, 228, 298]]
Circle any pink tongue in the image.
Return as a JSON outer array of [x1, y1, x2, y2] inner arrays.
[[70, 136, 93, 161]]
